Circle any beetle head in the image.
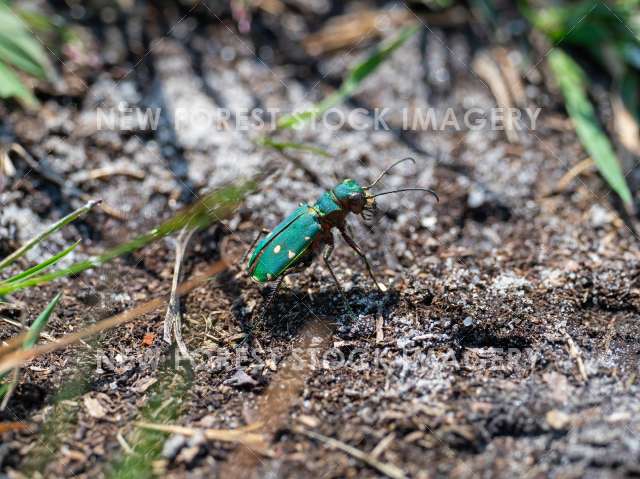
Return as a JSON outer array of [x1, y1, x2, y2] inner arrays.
[[334, 179, 370, 214], [334, 159, 439, 220]]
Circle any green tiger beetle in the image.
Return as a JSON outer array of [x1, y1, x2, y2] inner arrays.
[[245, 158, 438, 322]]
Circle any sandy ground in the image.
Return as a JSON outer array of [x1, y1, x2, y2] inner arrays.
[[1, 2, 639, 478]]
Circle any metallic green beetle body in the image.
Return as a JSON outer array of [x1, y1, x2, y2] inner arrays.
[[245, 158, 438, 321], [247, 179, 366, 282]]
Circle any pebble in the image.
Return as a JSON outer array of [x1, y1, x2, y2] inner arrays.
[[162, 434, 187, 460]]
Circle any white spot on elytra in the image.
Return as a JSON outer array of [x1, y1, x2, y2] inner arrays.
[[304, 236, 310, 240], [288, 250, 295, 259], [273, 245, 281, 254], [267, 273, 273, 280]]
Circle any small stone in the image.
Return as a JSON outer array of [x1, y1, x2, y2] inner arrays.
[[225, 369, 258, 388], [606, 411, 631, 423], [162, 434, 187, 460], [543, 372, 571, 403], [176, 445, 200, 464], [467, 185, 486, 208], [589, 204, 614, 228], [297, 415, 320, 428], [265, 359, 277, 372], [176, 432, 205, 464], [546, 409, 571, 430]]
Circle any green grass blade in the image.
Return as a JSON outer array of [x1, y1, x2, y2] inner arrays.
[[15, 8, 58, 34], [522, 0, 639, 78], [524, 1, 622, 43], [109, 366, 191, 478], [257, 137, 332, 157], [0, 33, 47, 78], [0, 2, 32, 33], [3, 241, 81, 285], [548, 49, 633, 206], [0, 200, 99, 272], [0, 59, 37, 107], [0, 181, 255, 296], [23, 291, 62, 349], [277, 24, 419, 130], [0, 2, 49, 106], [0, 291, 61, 389]]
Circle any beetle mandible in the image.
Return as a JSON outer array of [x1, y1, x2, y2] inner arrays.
[[245, 158, 438, 321]]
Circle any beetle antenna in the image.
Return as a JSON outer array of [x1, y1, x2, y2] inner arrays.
[[372, 187, 439, 202], [367, 157, 416, 188]]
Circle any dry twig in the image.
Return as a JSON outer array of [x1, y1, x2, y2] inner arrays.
[[163, 226, 197, 358], [371, 432, 395, 460], [563, 330, 588, 382], [72, 166, 146, 183], [6, 144, 126, 219], [375, 313, 384, 344], [0, 145, 16, 192], [494, 47, 526, 107], [116, 431, 135, 455], [554, 158, 595, 192], [304, 9, 412, 55], [473, 51, 519, 143], [135, 421, 267, 449], [0, 317, 56, 342], [293, 427, 406, 479], [303, 7, 467, 55]]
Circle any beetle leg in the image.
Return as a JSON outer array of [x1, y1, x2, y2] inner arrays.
[[323, 242, 357, 319], [345, 220, 357, 239], [338, 226, 387, 292], [255, 275, 284, 325], [242, 228, 270, 266]]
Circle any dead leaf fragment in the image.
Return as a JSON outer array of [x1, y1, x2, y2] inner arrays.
[[61, 446, 87, 462], [0, 422, 28, 433], [131, 376, 158, 393], [142, 332, 156, 346], [84, 395, 107, 419]]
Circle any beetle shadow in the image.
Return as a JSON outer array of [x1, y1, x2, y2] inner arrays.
[[259, 284, 401, 340], [215, 258, 401, 344]]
